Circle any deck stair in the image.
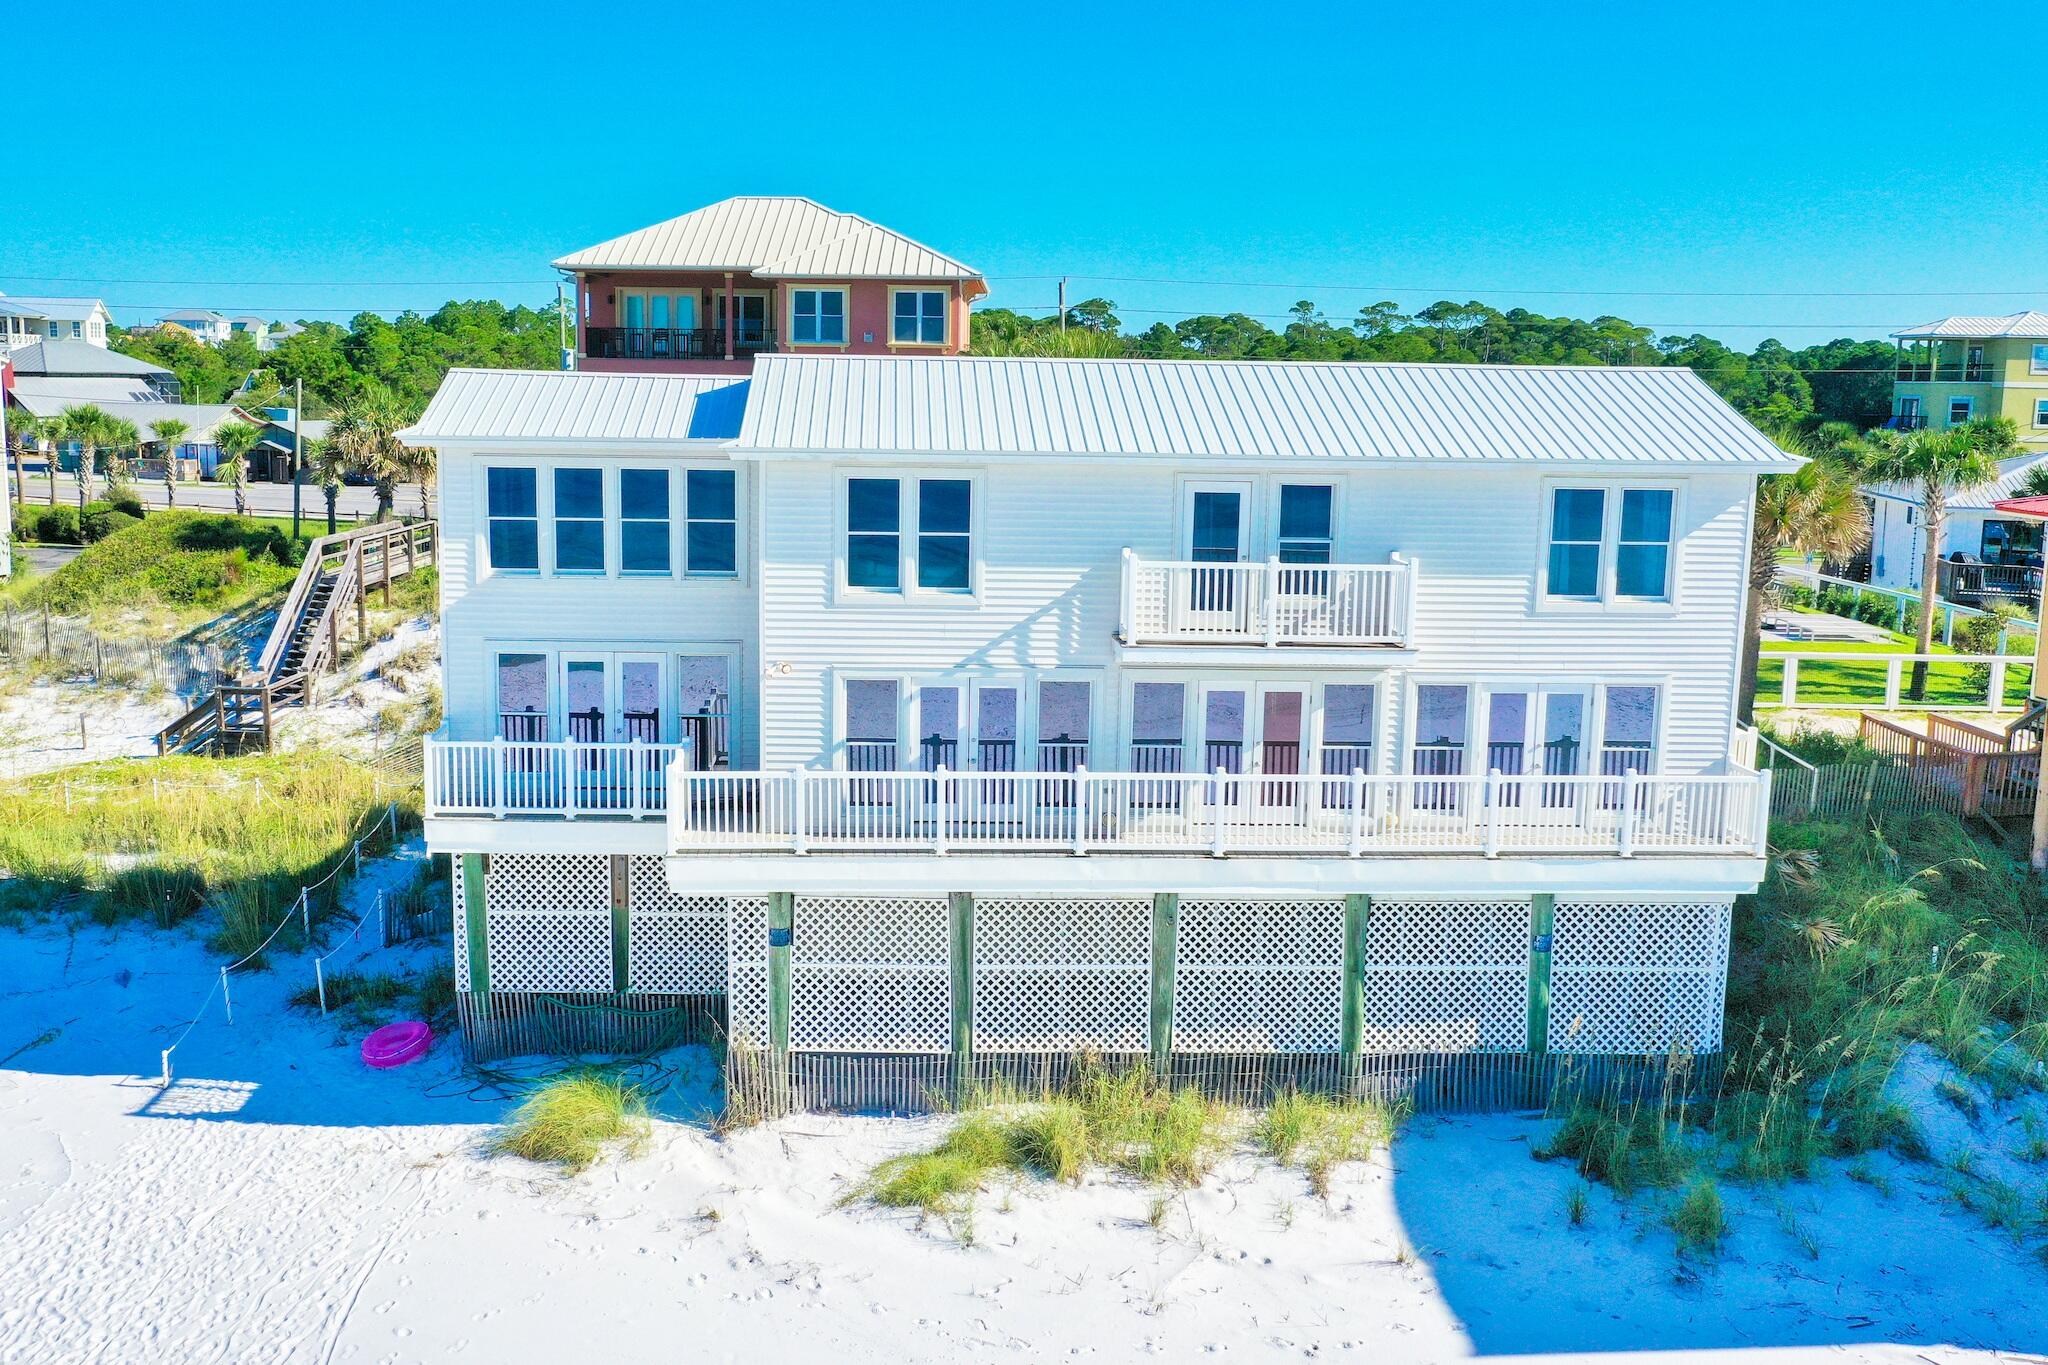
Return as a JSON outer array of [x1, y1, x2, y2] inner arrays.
[[156, 520, 437, 756], [1856, 712, 2040, 825]]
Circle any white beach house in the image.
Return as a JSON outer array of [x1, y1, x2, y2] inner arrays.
[[404, 353, 1792, 1110]]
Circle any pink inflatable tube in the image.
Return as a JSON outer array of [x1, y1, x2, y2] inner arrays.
[[361, 1020, 433, 1069]]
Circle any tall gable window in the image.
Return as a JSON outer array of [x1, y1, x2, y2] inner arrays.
[[917, 479, 971, 590], [554, 468, 605, 573], [792, 289, 846, 345], [1546, 489, 1605, 599], [1616, 490, 1673, 599], [847, 478, 902, 589], [619, 468, 671, 574], [893, 289, 947, 345], [686, 469, 738, 575], [486, 467, 538, 571]]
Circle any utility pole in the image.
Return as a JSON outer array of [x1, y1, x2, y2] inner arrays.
[[1058, 278, 1067, 333], [558, 281, 572, 372], [290, 377, 303, 540]]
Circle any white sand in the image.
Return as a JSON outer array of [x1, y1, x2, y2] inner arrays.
[[0, 681, 186, 778], [2, 873, 2044, 1364]]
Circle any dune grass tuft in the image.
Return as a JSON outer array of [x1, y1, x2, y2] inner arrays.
[[1256, 1090, 1405, 1197], [1668, 1179, 1728, 1257], [493, 1072, 651, 1174]]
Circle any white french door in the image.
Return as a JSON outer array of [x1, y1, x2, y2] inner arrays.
[[1177, 481, 1254, 633], [1479, 684, 1592, 812]]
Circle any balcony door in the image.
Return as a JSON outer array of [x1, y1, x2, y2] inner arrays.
[[1480, 684, 1590, 811], [1194, 681, 1309, 812], [1178, 481, 1252, 629], [676, 652, 732, 770], [715, 292, 769, 344], [561, 652, 668, 744]]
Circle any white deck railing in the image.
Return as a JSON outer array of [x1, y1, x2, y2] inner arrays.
[[1120, 550, 1414, 646], [664, 764, 1770, 858], [426, 737, 694, 819]]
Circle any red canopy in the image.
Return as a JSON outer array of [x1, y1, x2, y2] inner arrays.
[[1993, 495, 2048, 520]]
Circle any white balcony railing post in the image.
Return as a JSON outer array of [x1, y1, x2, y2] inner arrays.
[[933, 765, 950, 856], [1072, 765, 1089, 856], [1120, 547, 1136, 642], [1483, 767, 1502, 857], [1348, 769, 1366, 856], [1264, 556, 1281, 645], [1403, 555, 1420, 644], [1753, 769, 1774, 852], [629, 737, 645, 817], [791, 769, 809, 853], [1619, 768, 1640, 857], [490, 735, 508, 818], [1211, 767, 1228, 857]]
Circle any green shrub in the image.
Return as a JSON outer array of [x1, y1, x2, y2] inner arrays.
[[107, 489, 147, 520], [1669, 1180, 1727, 1256], [79, 503, 141, 543], [493, 1072, 650, 1173], [23, 505, 80, 544]]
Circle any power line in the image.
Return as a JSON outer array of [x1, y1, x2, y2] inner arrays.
[[0, 274, 557, 288], [988, 273, 2046, 300], [1004, 303, 1922, 330]]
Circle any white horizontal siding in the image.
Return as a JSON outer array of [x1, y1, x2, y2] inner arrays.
[[756, 463, 1753, 775]]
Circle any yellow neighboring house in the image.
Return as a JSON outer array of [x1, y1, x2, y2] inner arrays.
[[1890, 311, 2048, 450]]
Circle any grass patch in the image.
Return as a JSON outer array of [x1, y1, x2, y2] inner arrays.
[[1756, 640, 2035, 710], [289, 968, 409, 1016], [853, 1064, 1356, 1235], [0, 750, 416, 957], [1535, 1087, 1698, 1196], [492, 1071, 651, 1174], [1256, 1089, 1405, 1197], [1668, 1179, 1728, 1257], [12, 510, 300, 620]]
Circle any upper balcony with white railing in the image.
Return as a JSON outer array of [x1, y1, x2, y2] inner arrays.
[[1119, 550, 1415, 648]]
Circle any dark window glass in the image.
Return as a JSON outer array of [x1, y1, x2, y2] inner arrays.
[[685, 468, 738, 575], [485, 467, 538, 570], [554, 468, 604, 572], [847, 477, 901, 589], [620, 468, 670, 573], [687, 522, 738, 574]]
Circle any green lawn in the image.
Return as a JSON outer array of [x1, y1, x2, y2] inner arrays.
[[1758, 637, 2035, 709]]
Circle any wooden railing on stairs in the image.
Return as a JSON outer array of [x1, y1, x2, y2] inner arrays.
[[157, 521, 437, 756], [1856, 712, 2040, 822]]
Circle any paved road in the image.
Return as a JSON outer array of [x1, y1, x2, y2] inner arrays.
[[11, 474, 430, 521]]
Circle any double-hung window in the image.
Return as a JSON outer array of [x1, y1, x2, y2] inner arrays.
[[2036, 398, 2048, 429], [2033, 344, 2048, 375], [847, 478, 902, 589], [1949, 397, 1974, 426], [485, 467, 538, 571], [1277, 484, 1334, 563], [619, 468, 671, 574], [685, 469, 738, 575], [1546, 489, 1606, 599], [554, 468, 604, 573], [1545, 485, 1674, 603], [917, 479, 971, 590], [893, 289, 946, 345], [791, 289, 846, 345], [1615, 490, 1674, 599]]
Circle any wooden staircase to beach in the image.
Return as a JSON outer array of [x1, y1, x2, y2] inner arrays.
[[156, 521, 438, 756]]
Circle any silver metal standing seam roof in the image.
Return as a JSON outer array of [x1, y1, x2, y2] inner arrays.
[[1893, 311, 2048, 341], [397, 369, 750, 446], [731, 355, 1802, 467], [0, 296, 108, 322], [2, 340, 174, 378], [551, 195, 983, 283], [1866, 453, 2048, 511]]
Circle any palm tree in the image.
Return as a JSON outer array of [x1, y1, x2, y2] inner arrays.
[[148, 417, 189, 508], [402, 438, 436, 519], [58, 405, 112, 511], [101, 417, 139, 500], [330, 387, 407, 521], [7, 411, 48, 510], [1860, 417, 2021, 698], [212, 419, 261, 518], [308, 437, 346, 535], [1741, 453, 1870, 721]]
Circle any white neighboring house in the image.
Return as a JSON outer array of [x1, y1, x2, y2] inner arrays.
[[157, 309, 233, 346], [402, 355, 1793, 1106], [0, 296, 112, 349], [1864, 452, 2048, 608]]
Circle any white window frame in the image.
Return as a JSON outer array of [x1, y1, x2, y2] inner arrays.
[[1536, 478, 1683, 613], [1948, 396, 1974, 426], [1274, 480, 1339, 563], [2033, 399, 2048, 429], [551, 465, 608, 576], [616, 465, 674, 577], [834, 468, 982, 604], [483, 463, 542, 577], [828, 669, 1100, 771], [683, 465, 742, 579], [2032, 344, 2048, 375], [890, 287, 949, 347], [789, 287, 848, 346]]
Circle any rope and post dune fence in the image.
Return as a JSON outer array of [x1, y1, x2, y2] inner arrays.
[[157, 800, 403, 1088]]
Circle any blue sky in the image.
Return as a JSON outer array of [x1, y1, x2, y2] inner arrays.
[[10, 1, 2046, 349]]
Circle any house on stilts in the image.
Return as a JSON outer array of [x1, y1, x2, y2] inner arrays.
[[401, 197, 1792, 1114]]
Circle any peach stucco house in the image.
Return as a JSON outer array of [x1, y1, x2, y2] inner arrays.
[[556, 196, 986, 375]]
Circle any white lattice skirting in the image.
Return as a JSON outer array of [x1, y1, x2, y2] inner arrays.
[[974, 897, 1151, 1053], [1548, 899, 1731, 1054], [1175, 898, 1343, 1053]]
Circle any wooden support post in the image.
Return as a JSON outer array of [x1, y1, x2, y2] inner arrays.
[[609, 855, 630, 992], [949, 892, 973, 1102], [1149, 893, 1178, 1077], [1340, 894, 1369, 1092], [767, 892, 793, 1055], [462, 853, 489, 994], [259, 684, 274, 751], [1526, 894, 1555, 1057]]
